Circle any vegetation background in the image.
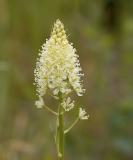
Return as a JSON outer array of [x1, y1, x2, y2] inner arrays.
[[0, 0, 133, 159]]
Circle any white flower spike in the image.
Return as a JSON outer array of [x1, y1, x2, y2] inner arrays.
[[79, 108, 89, 120], [34, 19, 85, 104], [34, 19, 89, 159]]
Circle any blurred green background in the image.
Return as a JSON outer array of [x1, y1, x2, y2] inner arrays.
[[0, 0, 133, 160]]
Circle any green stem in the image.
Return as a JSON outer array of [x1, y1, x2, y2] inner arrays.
[[56, 92, 64, 160], [43, 104, 57, 116], [64, 117, 79, 134]]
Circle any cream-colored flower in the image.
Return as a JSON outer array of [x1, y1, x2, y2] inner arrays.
[[34, 19, 85, 104], [61, 97, 74, 112], [79, 108, 89, 120], [35, 96, 44, 108]]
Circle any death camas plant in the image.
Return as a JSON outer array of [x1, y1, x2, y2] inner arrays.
[[34, 19, 89, 160]]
